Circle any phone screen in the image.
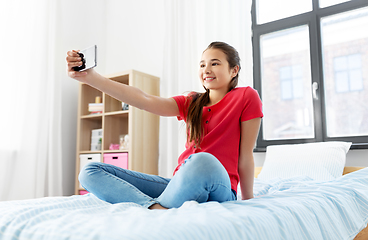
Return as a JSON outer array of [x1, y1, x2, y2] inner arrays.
[[74, 45, 97, 72]]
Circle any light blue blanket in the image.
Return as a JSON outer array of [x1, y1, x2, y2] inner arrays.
[[1, 168, 368, 240]]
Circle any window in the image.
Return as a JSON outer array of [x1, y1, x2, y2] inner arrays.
[[333, 54, 363, 93], [256, 0, 312, 24], [252, 0, 368, 149], [280, 65, 304, 100]]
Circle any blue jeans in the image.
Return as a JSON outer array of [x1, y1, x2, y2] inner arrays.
[[78, 152, 237, 208]]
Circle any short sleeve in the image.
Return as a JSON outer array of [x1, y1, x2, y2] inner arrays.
[[241, 87, 263, 122], [172, 95, 188, 121]]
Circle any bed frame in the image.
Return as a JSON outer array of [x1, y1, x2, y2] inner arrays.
[[254, 166, 367, 239]]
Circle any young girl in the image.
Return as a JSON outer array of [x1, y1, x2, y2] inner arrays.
[[66, 42, 263, 210]]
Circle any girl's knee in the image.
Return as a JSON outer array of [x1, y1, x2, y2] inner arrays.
[[187, 152, 220, 168], [188, 152, 217, 164], [78, 162, 104, 187], [184, 152, 227, 178]]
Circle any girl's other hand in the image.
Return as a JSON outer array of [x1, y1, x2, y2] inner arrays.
[[66, 50, 90, 82]]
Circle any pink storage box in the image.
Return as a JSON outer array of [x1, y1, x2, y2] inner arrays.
[[104, 153, 128, 169], [79, 190, 89, 195]]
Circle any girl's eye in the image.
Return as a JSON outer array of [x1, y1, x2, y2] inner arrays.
[[200, 64, 205, 68], [212, 63, 219, 66]]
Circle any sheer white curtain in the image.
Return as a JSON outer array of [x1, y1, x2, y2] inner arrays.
[[159, 0, 253, 177], [0, 0, 62, 200]]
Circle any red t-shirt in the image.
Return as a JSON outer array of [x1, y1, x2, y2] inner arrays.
[[172, 87, 263, 192]]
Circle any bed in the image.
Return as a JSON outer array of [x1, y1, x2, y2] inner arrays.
[[0, 142, 367, 240]]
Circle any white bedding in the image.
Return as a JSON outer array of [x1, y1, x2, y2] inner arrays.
[[1, 167, 368, 240]]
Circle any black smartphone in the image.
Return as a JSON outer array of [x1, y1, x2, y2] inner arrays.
[[73, 45, 97, 72]]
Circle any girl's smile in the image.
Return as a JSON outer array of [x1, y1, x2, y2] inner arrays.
[[203, 77, 216, 83]]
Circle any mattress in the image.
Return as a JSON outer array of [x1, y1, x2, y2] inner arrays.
[[1, 167, 368, 240]]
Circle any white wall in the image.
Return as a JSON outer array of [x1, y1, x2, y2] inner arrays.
[[104, 0, 165, 78]]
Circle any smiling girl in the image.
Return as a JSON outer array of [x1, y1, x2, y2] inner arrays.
[[66, 41, 263, 209]]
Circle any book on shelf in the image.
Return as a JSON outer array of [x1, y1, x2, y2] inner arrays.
[[89, 111, 102, 114]]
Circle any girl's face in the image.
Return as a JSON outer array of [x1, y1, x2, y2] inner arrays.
[[199, 48, 238, 92]]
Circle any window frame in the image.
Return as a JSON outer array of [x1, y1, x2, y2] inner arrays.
[[252, 0, 368, 151]]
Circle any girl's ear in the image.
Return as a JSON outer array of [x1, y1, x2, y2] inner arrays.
[[231, 65, 240, 78]]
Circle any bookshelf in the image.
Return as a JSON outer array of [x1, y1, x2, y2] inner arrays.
[[75, 70, 160, 195]]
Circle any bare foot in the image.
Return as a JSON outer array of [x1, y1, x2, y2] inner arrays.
[[149, 203, 168, 210]]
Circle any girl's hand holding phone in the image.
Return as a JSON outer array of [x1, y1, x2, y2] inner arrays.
[[66, 45, 97, 83], [66, 50, 89, 80]]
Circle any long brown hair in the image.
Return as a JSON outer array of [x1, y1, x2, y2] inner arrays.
[[186, 42, 241, 148]]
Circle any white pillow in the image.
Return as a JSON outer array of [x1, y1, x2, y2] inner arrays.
[[257, 141, 352, 181]]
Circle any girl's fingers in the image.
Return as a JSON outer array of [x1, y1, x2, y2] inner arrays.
[[66, 51, 82, 68], [66, 49, 87, 78], [67, 50, 80, 57], [67, 61, 83, 67], [66, 50, 82, 72], [67, 51, 76, 57], [67, 61, 83, 72], [66, 56, 81, 62]]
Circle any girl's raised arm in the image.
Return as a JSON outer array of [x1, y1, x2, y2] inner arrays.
[[66, 50, 179, 117]]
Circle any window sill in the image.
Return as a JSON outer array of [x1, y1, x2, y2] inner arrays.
[[254, 143, 368, 152], [351, 143, 368, 150]]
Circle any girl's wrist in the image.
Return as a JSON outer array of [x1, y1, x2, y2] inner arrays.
[[83, 69, 99, 85]]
